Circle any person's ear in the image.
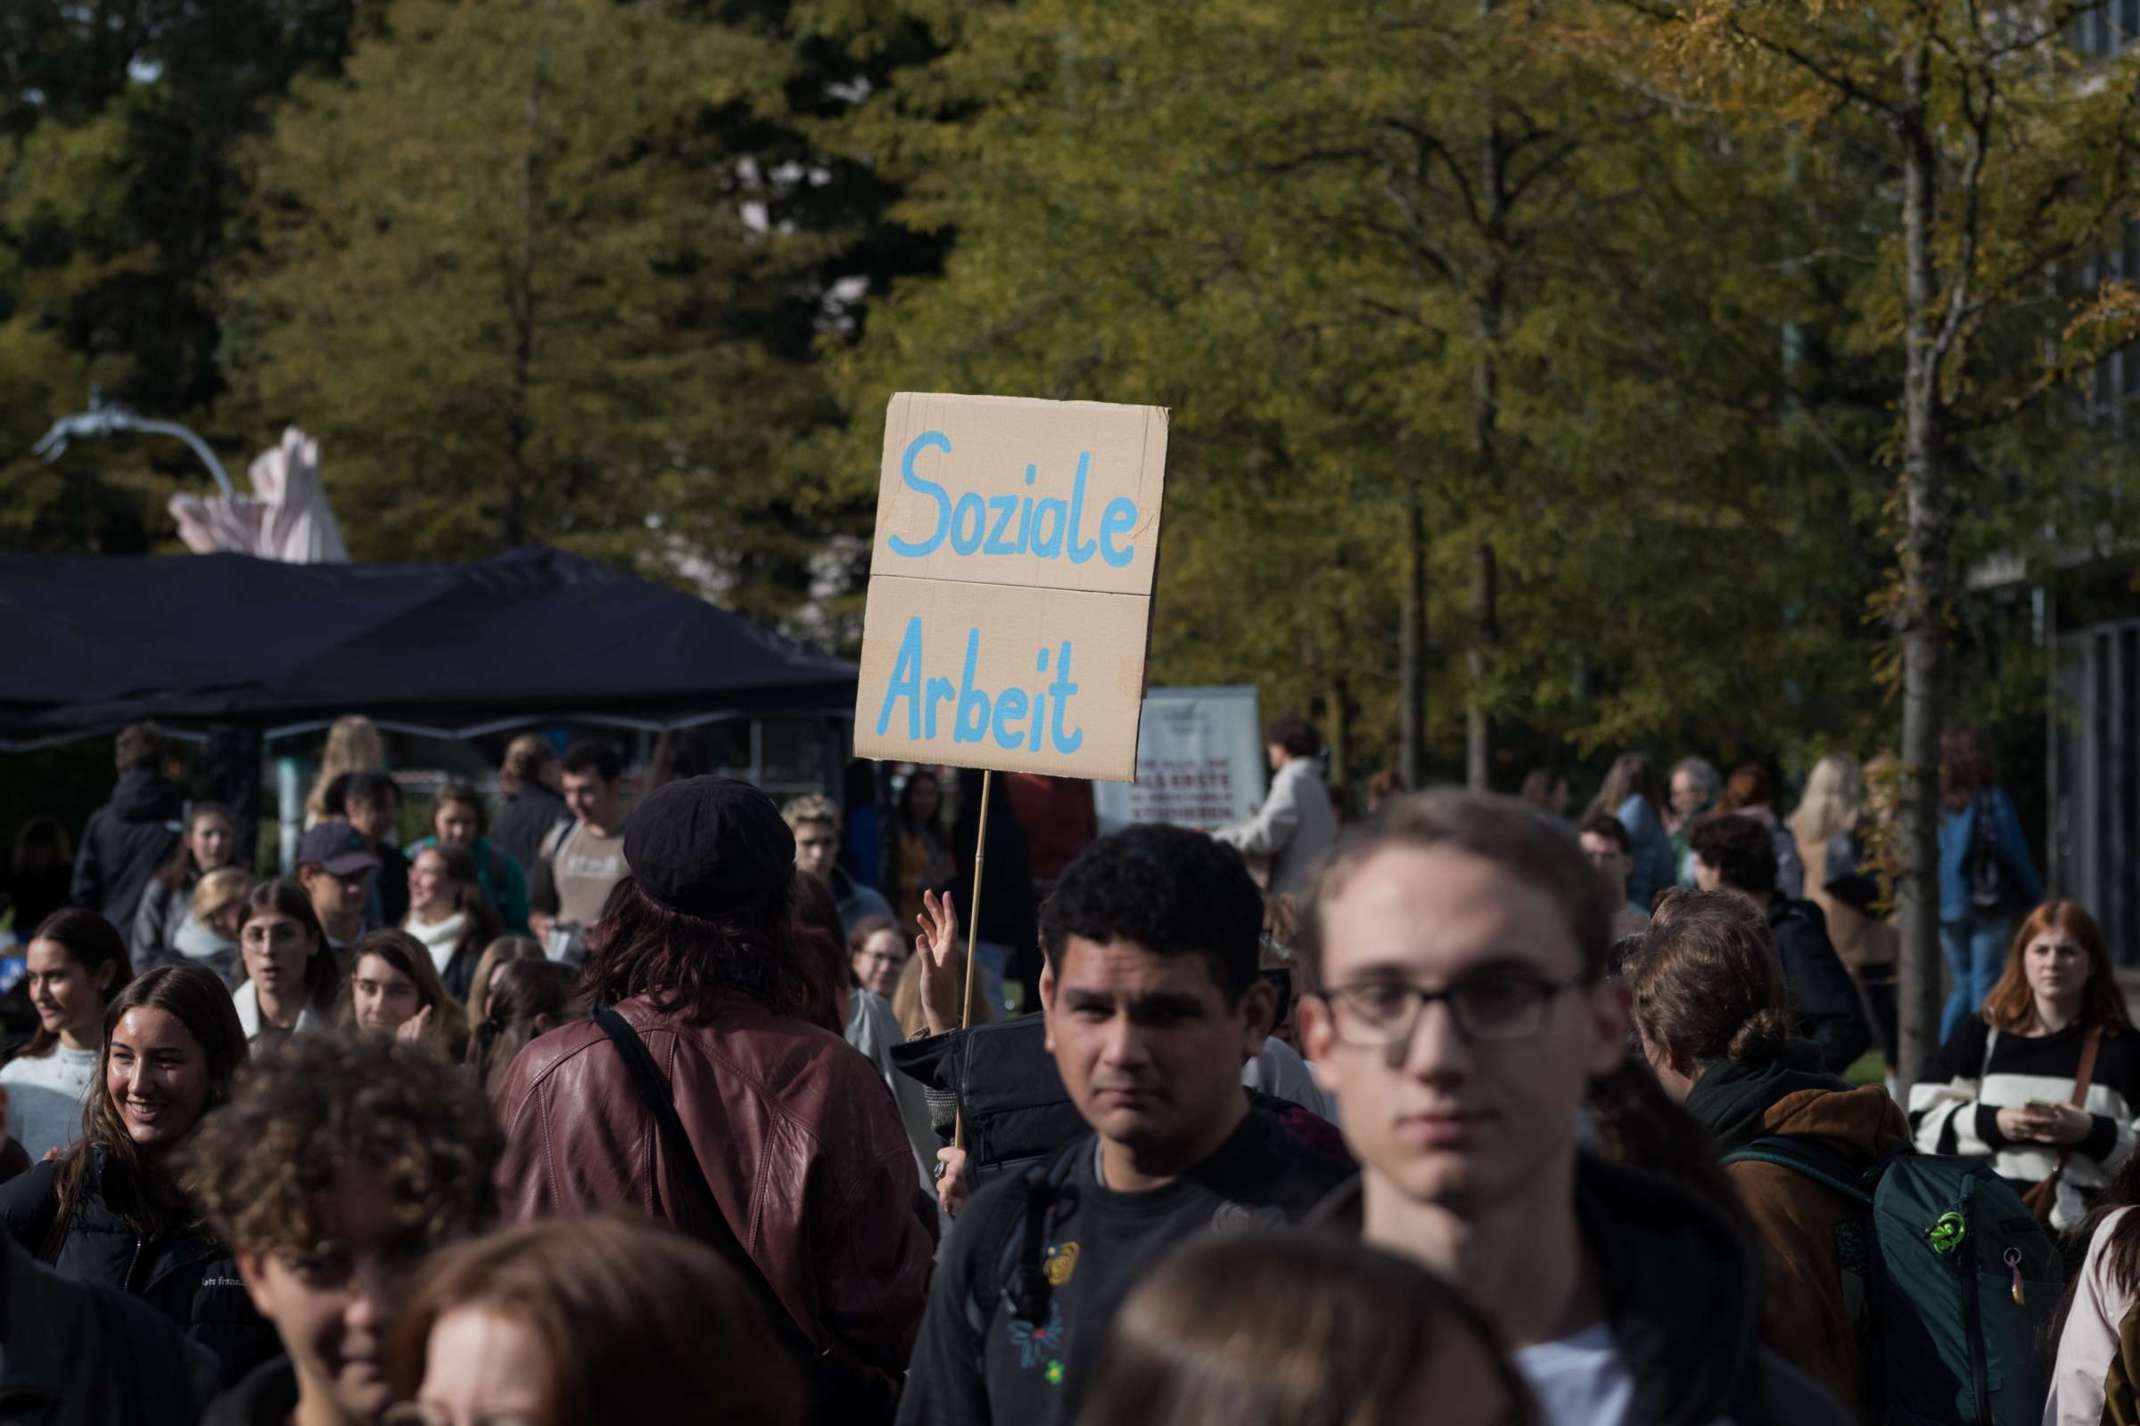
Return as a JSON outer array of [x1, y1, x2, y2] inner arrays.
[[1298, 996, 1339, 1092], [1581, 979, 1631, 1078], [94, 961, 116, 994], [234, 1250, 276, 1318], [1238, 977, 1278, 1055], [1039, 964, 1057, 1053], [531, 1013, 556, 1035]]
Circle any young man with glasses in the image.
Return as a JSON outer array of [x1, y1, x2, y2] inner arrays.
[[1298, 790, 1847, 1426], [898, 824, 1353, 1426]]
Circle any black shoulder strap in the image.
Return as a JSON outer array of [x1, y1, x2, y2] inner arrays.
[[996, 1140, 1085, 1328], [594, 1006, 822, 1362]]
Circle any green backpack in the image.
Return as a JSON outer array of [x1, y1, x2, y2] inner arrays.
[[1721, 1136, 2061, 1426]]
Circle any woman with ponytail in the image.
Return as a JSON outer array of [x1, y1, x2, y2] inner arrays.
[[1625, 889, 1909, 1416]]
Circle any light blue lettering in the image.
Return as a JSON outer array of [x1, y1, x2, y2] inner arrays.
[[983, 495, 1022, 555], [1065, 452, 1098, 564], [873, 617, 926, 739], [1031, 645, 1050, 750], [953, 629, 989, 743], [1030, 499, 1066, 558], [886, 432, 952, 558], [992, 689, 1029, 749], [950, 492, 986, 556], [925, 675, 955, 739], [1098, 498, 1137, 568], [1047, 642, 1083, 753]]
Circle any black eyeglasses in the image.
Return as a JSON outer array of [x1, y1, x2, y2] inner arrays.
[[1320, 973, 1581, 1046]]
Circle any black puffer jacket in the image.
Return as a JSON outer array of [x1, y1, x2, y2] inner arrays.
[[70, 769, 184, 932], [0, 1230, 220, 1426], [0, 1152, 276, 1389]]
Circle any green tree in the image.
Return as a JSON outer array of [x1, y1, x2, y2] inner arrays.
[[0, 1, 360, 551], [826, 0, 1902, 790], [222, 0, 947, 626], [1611, 0, 2140, 1076]]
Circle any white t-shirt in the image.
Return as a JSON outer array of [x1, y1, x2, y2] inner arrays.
[[0, 1044, 100, 1164], [1517, 1324, 1637, 1426]]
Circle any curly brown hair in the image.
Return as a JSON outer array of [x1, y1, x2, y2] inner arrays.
[[183, 1034, 501, 1260]]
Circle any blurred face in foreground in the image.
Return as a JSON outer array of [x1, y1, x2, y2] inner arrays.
[[240, 1164, 426, 1423], [396, 1307, 551, 1426], [1301, 846, 1624, 1213]]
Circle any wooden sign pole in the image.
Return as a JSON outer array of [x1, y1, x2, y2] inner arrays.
[[952, 769, 993, 1153]]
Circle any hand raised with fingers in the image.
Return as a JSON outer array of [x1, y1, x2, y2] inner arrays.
[[395, 1004, 434, 1044], [917, 889, 965, 1036]]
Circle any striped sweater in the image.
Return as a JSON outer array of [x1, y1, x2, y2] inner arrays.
[[1907, 1018, 2140, 1230]]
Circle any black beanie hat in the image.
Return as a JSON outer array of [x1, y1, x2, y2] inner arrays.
[[622, 776, 795, 920]]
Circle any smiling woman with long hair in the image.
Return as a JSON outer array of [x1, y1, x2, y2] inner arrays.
[[0, 909, 131, 1163], [1910, 900, 2140, 1230], [0, 963, 275, 1385]]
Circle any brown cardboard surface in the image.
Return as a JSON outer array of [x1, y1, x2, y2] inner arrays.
[[873, 392, 1168, 598], [854, 574, 1152, 781]]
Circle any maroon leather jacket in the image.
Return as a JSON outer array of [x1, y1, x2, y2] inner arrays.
[[494, 991, 935, 1373]]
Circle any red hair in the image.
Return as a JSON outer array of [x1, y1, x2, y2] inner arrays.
[[1982, 901, 2132, 1035]]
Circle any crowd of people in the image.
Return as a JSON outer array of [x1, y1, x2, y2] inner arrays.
[[0, 711, 2133, 1425]]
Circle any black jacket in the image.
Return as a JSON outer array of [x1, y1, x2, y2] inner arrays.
[[0, 1230, 219, 1426], [490, 784, 569, 875], [1314, 1156, 1852, 1426], [70, 769, 183, 932], [0, 1153, 276, 1389], [201, 1356, 298, 1426], [1766, 896, 1873, 1074]]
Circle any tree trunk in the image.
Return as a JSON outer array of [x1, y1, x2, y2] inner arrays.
[[1896, 43, 1947, 1086], [1399, 484, 1426, 791], [505, 37, 549, 548], [1466, 91, 1506, 795], [1329, 673, 1353, 801], [1466, 539, 1496, 791]]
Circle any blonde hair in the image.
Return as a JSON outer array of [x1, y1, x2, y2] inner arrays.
[[1788, 754, 1865, 850], [305, 715, 387, 822], [192, 867, 254, 923]]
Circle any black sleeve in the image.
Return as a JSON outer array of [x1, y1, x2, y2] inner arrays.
[[1925, 1017, 1992, 1086], [895, 1189, 1011, 1426], [69, 812, 105, 909], [1976, 1105, 2012, 1150], [1775, 907, 1871, 1074], [2081, 1114, 2121, 1165], [0, 1160, 61, 1253]]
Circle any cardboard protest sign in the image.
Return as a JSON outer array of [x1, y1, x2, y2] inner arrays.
[[854, 393, 1168, 781]]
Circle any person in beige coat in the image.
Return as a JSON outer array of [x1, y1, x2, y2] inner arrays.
[[1213, 716, 1337, 896]]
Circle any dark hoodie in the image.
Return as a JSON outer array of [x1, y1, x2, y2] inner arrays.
[[1314, 1155, 1851, 1426], [70, 768, 184, 931], [1685, 1042, 1908, 1417], [200, 1356, 298, 1426]]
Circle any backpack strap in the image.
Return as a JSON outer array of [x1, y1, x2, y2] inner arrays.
[[1720, 1134, 1877, 1208], [968, 1140, 1084, 1336], [594, 1007, 824, 1364]]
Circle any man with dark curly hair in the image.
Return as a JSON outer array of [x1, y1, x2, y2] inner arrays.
[[898, 823, 1353, 1426], [184, 1036, 502, 1426]]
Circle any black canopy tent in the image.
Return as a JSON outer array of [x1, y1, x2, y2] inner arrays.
[[0, 545, 858, 747]]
